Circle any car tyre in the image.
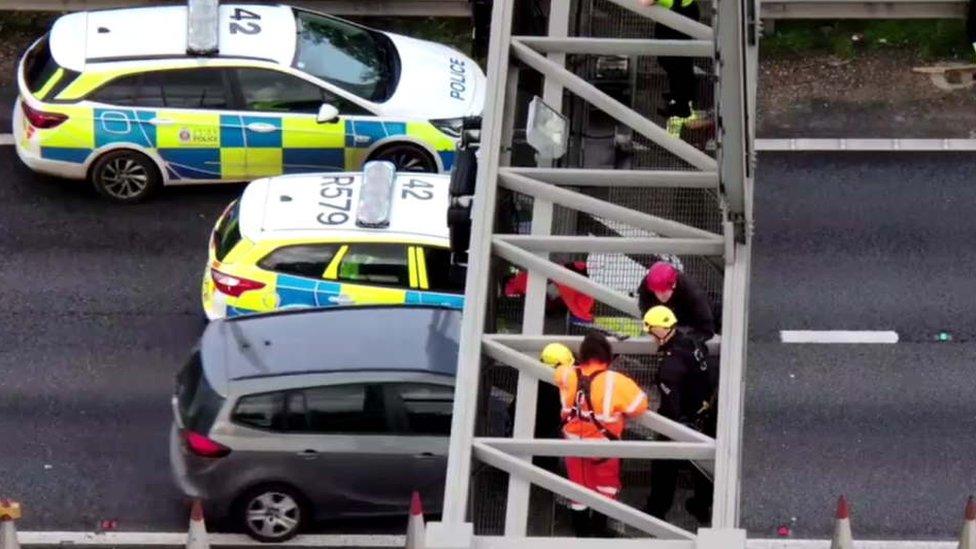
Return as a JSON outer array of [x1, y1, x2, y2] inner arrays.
[[90, 150, 162, 204], [235, 483, 309, 543], [371, 143, 437, 173]]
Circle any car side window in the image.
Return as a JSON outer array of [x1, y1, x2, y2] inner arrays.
[[422, 247, 464, 293], [233, 391, 285, 430], [89, 74, 144, 106], [389, 383, 454, 436], [292, 384, 388, 434], [235, 68, 371, 115], [258, 244, 340, 278], [149, 68, 230, 110], [336, 243, 409, 288]]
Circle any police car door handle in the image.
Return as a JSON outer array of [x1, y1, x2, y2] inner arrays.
[[247, 122, 277, 133], [328, 294, 354, 305], [148, 117, 173, 126]]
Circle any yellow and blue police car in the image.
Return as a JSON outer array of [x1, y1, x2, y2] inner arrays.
[[202, 160, 464, 320], [15, 1, 485, 203]]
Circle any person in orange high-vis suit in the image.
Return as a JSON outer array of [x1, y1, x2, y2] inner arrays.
[[554, 331, 649, 537]]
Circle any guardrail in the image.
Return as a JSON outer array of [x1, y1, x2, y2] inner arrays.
[[0, 0, 969, 18]]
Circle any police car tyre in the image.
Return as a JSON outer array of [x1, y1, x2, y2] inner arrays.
[[371, 143, 437, 173], [90, 150, 162, 203], [235, 483, 309, 542]]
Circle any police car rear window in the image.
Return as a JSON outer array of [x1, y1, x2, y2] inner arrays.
[[214, 201, 242, 261], [24, 36, 74, 98]]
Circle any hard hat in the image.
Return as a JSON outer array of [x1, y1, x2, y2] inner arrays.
[[643, 305, 677, 331], [540, 343, 575, 367], [645, 261, 678, 293]]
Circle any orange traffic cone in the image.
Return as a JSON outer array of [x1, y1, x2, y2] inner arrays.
[[830, 495, 854, 549], [959, 496, 976, 549], [405, 491, 425, 549], [0, 500, 21, 549], [186, 500, 210, 549]]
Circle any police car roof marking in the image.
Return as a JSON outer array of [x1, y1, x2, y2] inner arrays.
[[50, 4, 296, 72], [238, 173, 451, 244]]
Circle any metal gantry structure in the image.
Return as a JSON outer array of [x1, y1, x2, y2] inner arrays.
[[426, 0, 758, 547]]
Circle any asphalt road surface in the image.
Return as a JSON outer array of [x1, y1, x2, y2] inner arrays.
[[1, 144, 975, 540], [742, 152, 976, 539]]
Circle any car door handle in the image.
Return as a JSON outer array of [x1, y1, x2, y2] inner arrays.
[[148, 117, 174, 126], [415, 452, 438, 459], [297, 449, 318, 459], [327, 294, 354, 305], [246, 122, 278, 133]]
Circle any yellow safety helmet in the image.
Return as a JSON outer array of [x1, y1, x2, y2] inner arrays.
[[540, 343, 575, 367], [643, 305, 677, 331]]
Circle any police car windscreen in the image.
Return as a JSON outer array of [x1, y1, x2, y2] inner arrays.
[[292, 10, 399, 103]]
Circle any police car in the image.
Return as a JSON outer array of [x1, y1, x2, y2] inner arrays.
[[202, 161, 464, 319], [14, 0, 485, 203]]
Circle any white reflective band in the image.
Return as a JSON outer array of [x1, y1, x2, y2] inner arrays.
[[602, 371, 616, 420], [596, 486, 619, 496], [624, 391, 647, 414], [594, 414, 619, 424]]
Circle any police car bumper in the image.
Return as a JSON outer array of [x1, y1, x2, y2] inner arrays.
[[13, 106, 87, 181]]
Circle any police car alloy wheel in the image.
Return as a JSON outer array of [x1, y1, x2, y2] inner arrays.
[[373, 144, 437, 173], [238, 484, 307, 542], [90, 150, 162, 204]]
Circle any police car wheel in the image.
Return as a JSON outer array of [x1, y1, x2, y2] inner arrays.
[[90, 150, 161, 203], [236, 483, 308, 542], [372, 144, 437, 173]]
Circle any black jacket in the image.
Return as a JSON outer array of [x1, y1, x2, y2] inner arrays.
[[636, 272, 715, 341], [969, 0, 976, 47], [656, 334, 712, 427]]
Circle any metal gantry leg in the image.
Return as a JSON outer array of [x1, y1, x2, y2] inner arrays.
[[426, 0, 757, 546]]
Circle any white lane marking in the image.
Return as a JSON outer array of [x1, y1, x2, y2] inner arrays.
[[756, 138, 976, 151], [780, 330, 899, 344], [0, 134, 14, 146], [17, 531, 405, 546], [749, 539, 955, 549]]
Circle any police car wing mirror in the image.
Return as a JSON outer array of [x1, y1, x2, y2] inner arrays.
[[525, 96, 568, 162], [317, 104, 340, 124]]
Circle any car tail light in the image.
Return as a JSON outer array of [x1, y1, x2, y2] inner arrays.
[[182, 430, 231, 458], [211, 269, 265, 298], [21, 100, 67, 129]]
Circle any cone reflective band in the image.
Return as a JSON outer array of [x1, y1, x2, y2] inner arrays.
[[357, 161, 396, 228], [186, 0, 219, 55]]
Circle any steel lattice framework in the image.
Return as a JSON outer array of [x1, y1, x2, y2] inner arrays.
[[425, 0, 758, 547]]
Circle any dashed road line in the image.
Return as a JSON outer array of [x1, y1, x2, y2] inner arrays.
[[780, 330, 899, 344]]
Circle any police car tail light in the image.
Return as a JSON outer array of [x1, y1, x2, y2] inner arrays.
[[211, 269, 265, 297], [356, 161, 397, 228], [21, 101, 67, 129], [182, 429, 231, 458], [186, 0, 220, 56]]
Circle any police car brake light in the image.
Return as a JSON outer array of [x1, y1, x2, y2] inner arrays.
[[356, 161, 397, 228], [21, 101, 67, 129], [211, 269, 265, 297], [186, 0, 220, 56]]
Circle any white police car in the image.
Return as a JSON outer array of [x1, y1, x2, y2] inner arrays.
[[15, 0, 486, 202]]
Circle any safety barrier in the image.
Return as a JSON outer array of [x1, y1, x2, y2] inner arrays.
[[0, 0, 470, 16]]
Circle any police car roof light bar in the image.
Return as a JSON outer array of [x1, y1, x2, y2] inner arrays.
[[357, 161, 397, 228], [186, 0, 220, 56]]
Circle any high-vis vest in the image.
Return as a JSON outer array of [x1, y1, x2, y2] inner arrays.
[[656, 0, 695, 10], [554, 362, 649, 440]]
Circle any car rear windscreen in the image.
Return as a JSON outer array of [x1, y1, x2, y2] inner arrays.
[[176, 352, 225, 433], [213, 201, 242, 262], [24, 36, 60, 93]]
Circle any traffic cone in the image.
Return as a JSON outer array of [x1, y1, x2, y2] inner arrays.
[[186, 500, 210, 549], [405, 491, 425, 549], [0, 500, 22, 549], [830, 495, 854, 549], [958, 496, 976, 549]]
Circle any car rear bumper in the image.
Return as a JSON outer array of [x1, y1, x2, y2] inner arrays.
[[168, 424, 235, 519], [13, 101, 87, 181]]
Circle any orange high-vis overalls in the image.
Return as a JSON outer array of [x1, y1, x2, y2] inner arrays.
[[554, 361, 648, 508]]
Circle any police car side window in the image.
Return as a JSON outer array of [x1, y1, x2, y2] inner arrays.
[[258, 244, 340, 279], [89, 74, 143, 106], [236, 68, 370, 115], [153, 69, 230, 110], [423, 247, 464, 293], [336, 243, 409, 287]]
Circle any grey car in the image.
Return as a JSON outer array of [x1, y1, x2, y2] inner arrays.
[[169, 305, 463, 542]]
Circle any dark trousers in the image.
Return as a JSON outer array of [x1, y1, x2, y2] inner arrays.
[[656, 2, 701, 117], [646, 459, 713, 522]]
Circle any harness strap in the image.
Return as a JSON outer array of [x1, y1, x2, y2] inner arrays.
[[565, 367, 619, 441]]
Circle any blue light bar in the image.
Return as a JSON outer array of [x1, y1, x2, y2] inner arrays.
[[357, 161, 397, 228], [187, 0, 220, 56]]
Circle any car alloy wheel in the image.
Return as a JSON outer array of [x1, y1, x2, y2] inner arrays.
[[375, 144, 436, 173], [244, 490, 302, 541], [100, 157, 149, 200]]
